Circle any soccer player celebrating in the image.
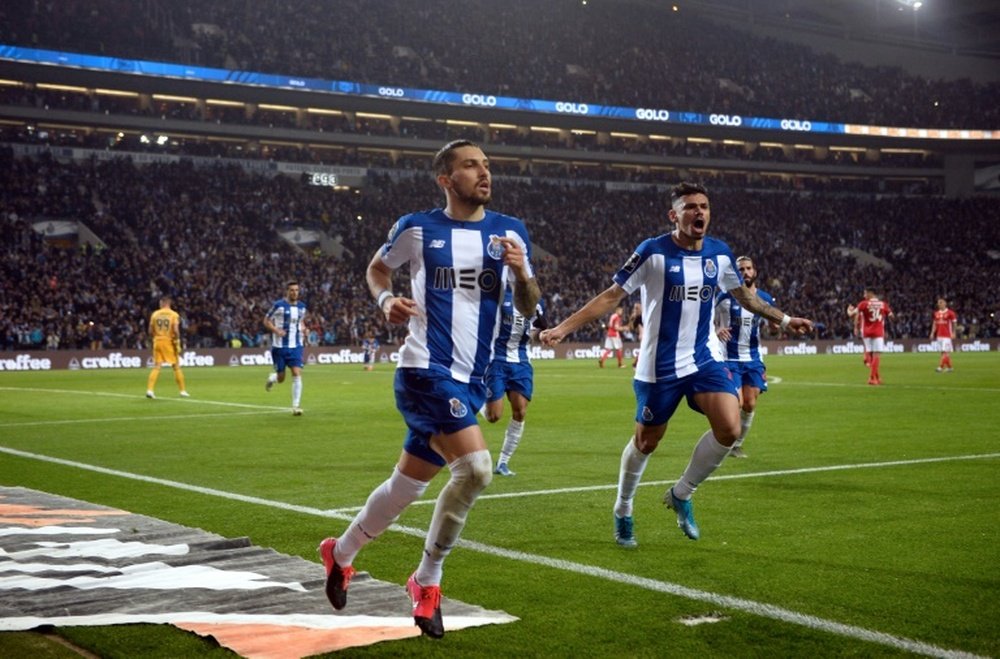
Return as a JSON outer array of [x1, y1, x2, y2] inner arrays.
[[318, 140, 540, 638], [541, 182, 812, 545], [263, 281, 307, 415], [930, 298, 957, 372], [847, 287, 894, 385]]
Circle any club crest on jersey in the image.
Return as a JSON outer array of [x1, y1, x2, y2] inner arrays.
[[703, 258, 717, 278], [487, 235, 505, 260], [642, 406, 654, 422], [449, 397, 468, 418], [622, 252, 641, 273]]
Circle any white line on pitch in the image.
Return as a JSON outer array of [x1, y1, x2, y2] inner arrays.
[[330, 452, 1000, 512], [0, 410, 288, 428], [0, 445, 988, 659], [0, 386, 286, 411]]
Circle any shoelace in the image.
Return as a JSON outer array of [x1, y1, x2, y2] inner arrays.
[[414, 584, 441, 612]]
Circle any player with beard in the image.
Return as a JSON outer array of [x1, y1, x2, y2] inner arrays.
[[541, 182, 812, 545], [318, 140, 541, 638], [714, 256, 776, 458]]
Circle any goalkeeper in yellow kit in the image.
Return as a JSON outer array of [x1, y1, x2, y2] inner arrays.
[[146, 296, 189, 399]]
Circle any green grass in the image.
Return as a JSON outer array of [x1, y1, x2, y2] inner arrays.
[[1, 353, 999, 657]]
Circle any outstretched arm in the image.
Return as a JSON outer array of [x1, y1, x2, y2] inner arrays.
[[540, 284, 627, 345], [731, 285, 813, 335]]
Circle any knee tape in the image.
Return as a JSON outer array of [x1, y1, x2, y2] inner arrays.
[[425, 450, 492, 557]]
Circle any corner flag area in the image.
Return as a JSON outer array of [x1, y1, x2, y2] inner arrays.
[[0, 486, 517, 657]]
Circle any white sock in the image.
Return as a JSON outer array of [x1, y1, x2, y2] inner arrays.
[[672, 430, 730, 500], [614, 437, 649, 518], [267, 373, 278, 384], [733, 410, 755, 448], [498, 419, 524, 464], [334, 467, 429, 566], [416, 450, 492, 586], [291, 375, 302, 407]]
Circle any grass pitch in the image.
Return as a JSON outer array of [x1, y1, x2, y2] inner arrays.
[[1, 352, 998, 657]]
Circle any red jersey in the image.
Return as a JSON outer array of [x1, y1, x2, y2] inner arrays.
[[606, 312, 622, 338], [856, 298, 892, 338], [932, 308, 957, 338]]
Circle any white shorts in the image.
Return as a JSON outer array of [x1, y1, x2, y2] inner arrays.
[[935, 338, 954, 353], [862, 337, 885, 353], [604, 336, 623, 351]]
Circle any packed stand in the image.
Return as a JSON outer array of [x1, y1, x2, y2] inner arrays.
[[2, 0, 999, 130], [2, 149, 998, 352]]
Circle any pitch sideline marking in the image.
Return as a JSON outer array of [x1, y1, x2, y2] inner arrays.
[[0, 410, 289, 429], [0, 445, 990, 659], [0, 387, 287, 411], [311, 453, 1000, 513]]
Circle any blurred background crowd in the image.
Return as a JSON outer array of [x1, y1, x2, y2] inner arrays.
[[1, 0, 998, 351]]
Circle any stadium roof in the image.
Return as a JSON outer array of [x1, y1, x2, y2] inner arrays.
[[687, 0, 1000, 55]]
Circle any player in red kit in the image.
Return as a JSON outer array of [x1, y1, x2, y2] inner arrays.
[[599, 305, 625, 368], [847, 288, 894, 385], [930, 298, 957, 372]]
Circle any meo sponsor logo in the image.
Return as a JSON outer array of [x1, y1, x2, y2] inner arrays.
[[433, 267, 500, 293], [709, 113, 742, 127], [669, 284, 714, 303], [780, 119, 813, 131]]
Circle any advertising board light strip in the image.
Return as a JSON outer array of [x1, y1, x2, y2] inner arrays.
[[2, 44, 996, 141]]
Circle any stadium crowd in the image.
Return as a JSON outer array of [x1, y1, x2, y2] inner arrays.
[[2, 149, 998, 353], [2, 1, 998, 353], [3, 0, 999, 130]]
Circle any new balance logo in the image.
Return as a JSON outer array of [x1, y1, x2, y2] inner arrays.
[[429, 239, 446, 249], [669, 265, 681, 272]]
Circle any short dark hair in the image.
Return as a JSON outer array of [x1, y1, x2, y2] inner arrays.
[[286, 280, 299, 289], [433, 139, 480, 175], [670, 181, 709, 202]]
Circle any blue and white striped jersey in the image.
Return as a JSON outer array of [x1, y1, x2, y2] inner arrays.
[[492, 286, 544, 364], [613, 234, 742, 383], [380, 208, 533, 383], [265, 299, 307, 349], [715, 288, 774, 364]]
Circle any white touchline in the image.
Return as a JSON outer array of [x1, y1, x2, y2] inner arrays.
[[0, 411, 288, 429], [0, 387, 288, 411], [349, 452, 1000, 511], [0, 445, 991, 659]]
